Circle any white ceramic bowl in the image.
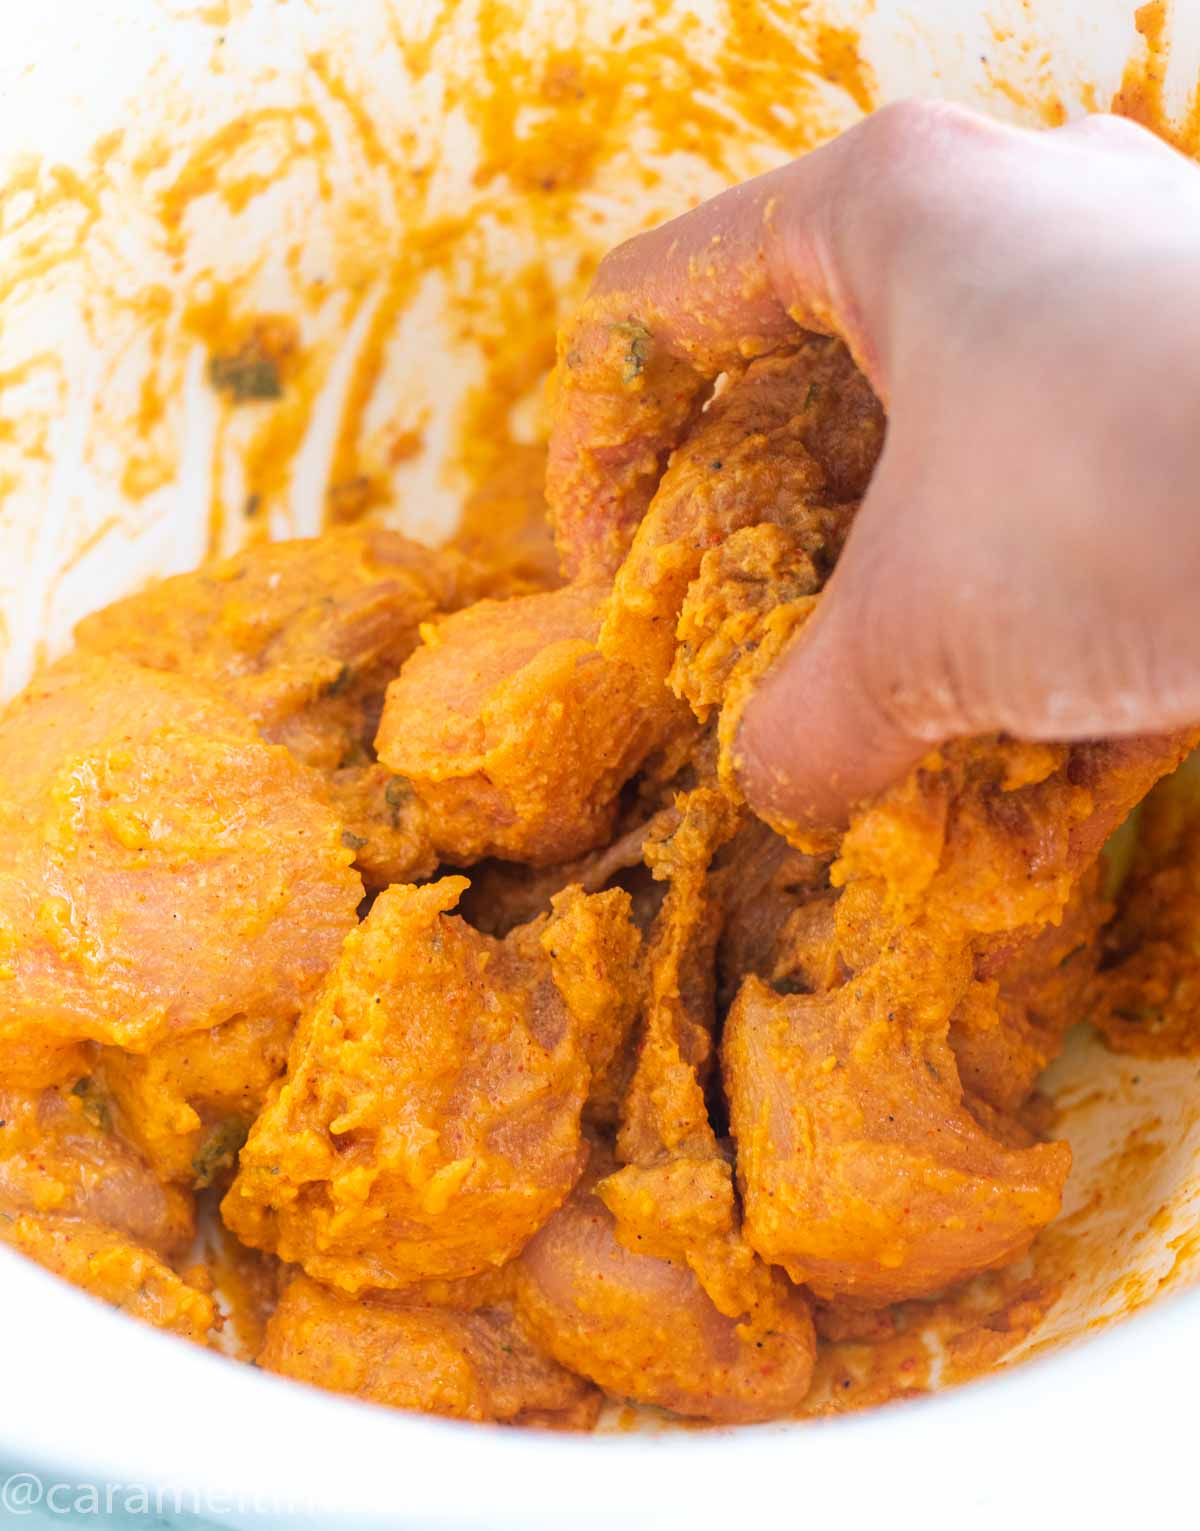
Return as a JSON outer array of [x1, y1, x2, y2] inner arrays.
[[2, 3, 1199, 1525]]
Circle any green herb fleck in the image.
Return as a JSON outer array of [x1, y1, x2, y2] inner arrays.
[[208, 348, 282, 403], [192, 1117, 250, 1190], [71, 1076, 112, 1133], [243, 493, 262, 519], [384, 775, 413, 828], [803, 381, 821, 409], [611, 320, 653, 385], [342, 829, 368, 852]]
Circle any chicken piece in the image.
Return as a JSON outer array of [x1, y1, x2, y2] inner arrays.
[[376, 582, 692, 865], [547, 278, 884, 581], [0, 656, 361, 1083], [599, 345, 865, 687], [724, 949, 1070, 1306], [831, 736, 1197, 968], [719, 819, 1102, 1119], [260, 1274, 598, 1428], [98, 1012, 294, 1188], [1, 1214, 214, 1343], [1090, 754, 1200, 1056], [669, 530, 844, 826], [75, 528, 472, 886], [595, 350, 872, 826], [547, 304, 707, 580], [613, 790, 737, 1163], [0, 1081, 213, 1342], [951, 866, 1110, 1114], [668, 523, 821, 718], [516, 791, 817, 1421], [723, 733, 1196, 1306], [515, 1151, 815, 1424], [0, 1081, 194, 1255], [224, 877, 642, 1292]]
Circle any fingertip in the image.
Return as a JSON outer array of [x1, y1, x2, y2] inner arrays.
[[735, 674, 852, 834], [735, 617, 933, 838]]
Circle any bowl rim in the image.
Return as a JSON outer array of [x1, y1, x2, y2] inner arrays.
[[0, 1237, 1196, 1529]]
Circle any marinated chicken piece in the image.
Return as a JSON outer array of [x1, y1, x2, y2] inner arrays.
[[600, 345, 866, 690], [0, 656, 361, 1084], [668, 523, 821, 720], [0, 1081, 193, 1254], [548, 300, 882, 581], [99, 1012, 294, 1187], [75, 529, 472, 886], [224, 877, 641, 1291], [670, 529, 844, 824], [831, 736, 1197, 970], [515, 1151, 815, 1424], [261, 1274, 598, 1427], [717, 818, 1103, 1118], [547, 308, 703, 580], [0, 1081, 213, 1342], [1090, 754, 1200, 1056], [724, 946, 1071, 1306], [724, 733, 1196, 1305], [377, 582, 691, 865], [612, 790, 736, 1162], [516, 791, 817, 1421], [1, 1214, 214, 1343], [589, 349, 871, 826], [951, 866, 1110, 1114]]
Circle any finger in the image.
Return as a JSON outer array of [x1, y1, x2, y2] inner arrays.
[[733, 547, 939, 831]]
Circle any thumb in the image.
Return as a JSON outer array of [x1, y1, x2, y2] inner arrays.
[[735, 517, 944, 832], [736, 442, 1200, 833], [734, 433, 1013, 830]]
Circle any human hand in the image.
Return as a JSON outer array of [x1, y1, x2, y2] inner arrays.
[[547, 102, 1200, 829]]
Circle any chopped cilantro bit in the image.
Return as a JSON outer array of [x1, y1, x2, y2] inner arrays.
[[208, 349, 282, 403], [384, 775, 413, 828], [192, 1117, 250, 1189], [70, 1076, 112, 1133], [611, 320, 653, 385]]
